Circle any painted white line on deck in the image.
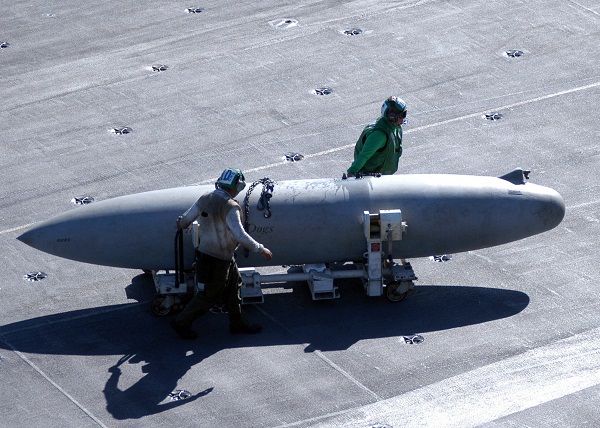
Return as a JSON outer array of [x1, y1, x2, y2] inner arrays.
[[284, 327, 600, 428], [195, 79, 600, 184], [0, 223, 36, 235], [256, 306, 381, 401], [5, 80, 599, 230], [1, 335, 109, 428]]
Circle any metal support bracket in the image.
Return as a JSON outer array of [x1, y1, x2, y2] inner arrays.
[[303, 263, 340, 300], [153, 270, 190, 294], [239, 267, 264, 304], [363, 209, 409, 297]]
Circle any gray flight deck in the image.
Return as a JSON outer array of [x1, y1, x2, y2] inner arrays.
[[1, 0, 599, 427]]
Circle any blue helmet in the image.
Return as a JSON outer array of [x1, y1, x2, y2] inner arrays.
[[216, 168, 246, 192], [381, 96, 407, 122]]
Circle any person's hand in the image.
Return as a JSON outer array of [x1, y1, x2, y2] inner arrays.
[[261, 247, 273, 261]]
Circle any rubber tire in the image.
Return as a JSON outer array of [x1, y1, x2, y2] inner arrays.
[[385, 281, 407, 302], [151, 296, 172, 316]]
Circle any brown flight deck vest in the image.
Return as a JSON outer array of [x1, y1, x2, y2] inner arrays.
[[196, 191, 242, 260]]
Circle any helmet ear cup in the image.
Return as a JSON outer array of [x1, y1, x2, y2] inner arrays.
[[236, 171, 246, 192], [235, 179, 246, 192]]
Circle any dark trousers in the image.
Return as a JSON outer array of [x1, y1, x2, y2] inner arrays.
[[174, 252, 244, 329]]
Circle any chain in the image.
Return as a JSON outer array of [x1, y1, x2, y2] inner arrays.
[[242, 177, 275, 257], [243, 177, 275, 229]]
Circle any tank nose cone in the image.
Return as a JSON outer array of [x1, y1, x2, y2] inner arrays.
[[16, 221, 59, 254], [541, 188, 566, 231], [17, 227, 36, 247]]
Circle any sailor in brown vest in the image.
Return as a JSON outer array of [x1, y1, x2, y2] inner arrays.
[[171, 168, 273, 340]]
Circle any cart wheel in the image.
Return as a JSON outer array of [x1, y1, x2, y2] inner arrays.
[[151, 296, 172, 316], [385, 281, 407, 302]]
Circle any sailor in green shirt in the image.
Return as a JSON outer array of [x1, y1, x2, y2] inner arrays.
[[347, 96, 407, 176]]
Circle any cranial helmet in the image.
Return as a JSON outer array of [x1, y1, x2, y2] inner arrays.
[[216, 168, 246, 192], [381, 96, 407, 122]]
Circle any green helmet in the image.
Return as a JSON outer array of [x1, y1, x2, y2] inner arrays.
[[381, 96, 407, 122], [216, 168, 246, 192]]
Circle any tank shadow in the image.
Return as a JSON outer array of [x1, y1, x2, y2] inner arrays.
[[0, 275, 528, 420]]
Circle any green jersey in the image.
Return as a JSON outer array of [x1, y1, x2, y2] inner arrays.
[[347, 116, 402, 175]]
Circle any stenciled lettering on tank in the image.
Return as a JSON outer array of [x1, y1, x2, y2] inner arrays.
[[247, 224, 274, 235]]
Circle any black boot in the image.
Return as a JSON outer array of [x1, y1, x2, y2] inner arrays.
[[170, 318, 198, 340], [229, 323, 262, 334]]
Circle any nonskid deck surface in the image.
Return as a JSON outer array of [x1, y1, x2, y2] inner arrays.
[[1, 1, 599, 427]]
